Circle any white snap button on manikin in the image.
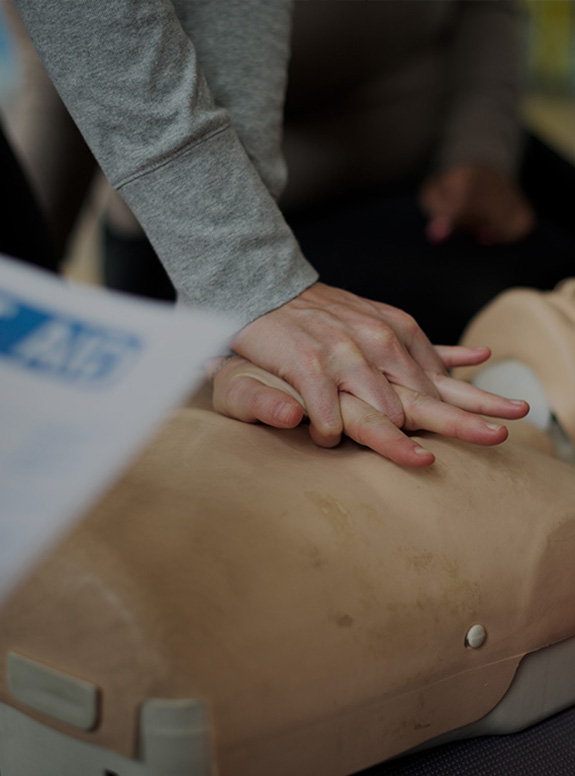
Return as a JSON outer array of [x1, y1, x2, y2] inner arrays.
[[465, 624, 487, 649]]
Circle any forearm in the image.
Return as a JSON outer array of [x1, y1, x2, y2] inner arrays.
[[118, 125, 318, 323], [13, 0, 317, 324]]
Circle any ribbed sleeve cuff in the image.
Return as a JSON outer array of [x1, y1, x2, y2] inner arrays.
[[118, 123, 319, 326]]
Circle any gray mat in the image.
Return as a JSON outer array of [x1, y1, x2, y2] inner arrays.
[[361, 705, 575, 775]]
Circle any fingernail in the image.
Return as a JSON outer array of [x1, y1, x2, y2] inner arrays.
[[509, 399, 527, 405], [414, 445, 431, 455], [486, 423, 503, 431], [274, 402, 296, 424]]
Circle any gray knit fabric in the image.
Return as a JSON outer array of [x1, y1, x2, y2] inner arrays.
[[435, 0, 524, 175], [282, 1, 524, 210], [12, 0, 318, 324]]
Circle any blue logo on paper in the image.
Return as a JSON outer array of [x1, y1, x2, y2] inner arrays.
[[0, 290, 143, 388]]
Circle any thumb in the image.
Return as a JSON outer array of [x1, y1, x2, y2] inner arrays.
[[420, 173, 468, 243], [426, 215, 454, 244]]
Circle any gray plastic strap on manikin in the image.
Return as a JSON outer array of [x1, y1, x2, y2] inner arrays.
[[0, 695, 216, 776]]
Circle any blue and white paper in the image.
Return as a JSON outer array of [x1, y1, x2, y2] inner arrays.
[[0, 255, 234, 603]]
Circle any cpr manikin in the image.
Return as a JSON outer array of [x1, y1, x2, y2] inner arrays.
[[0, 282, 574, 776]]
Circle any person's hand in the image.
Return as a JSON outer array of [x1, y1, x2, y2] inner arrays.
[[230, 283, 529, 463], [210, 347, 529, 467], [420, 163, 535, 245], [232, 282, 454, 453]]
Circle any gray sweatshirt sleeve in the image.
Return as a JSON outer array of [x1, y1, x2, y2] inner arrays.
[[12, 0, 318, 325], [435, 0, 525, 177]]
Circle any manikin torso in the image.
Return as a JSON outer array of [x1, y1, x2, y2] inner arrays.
[[0, 282, 574, 776]]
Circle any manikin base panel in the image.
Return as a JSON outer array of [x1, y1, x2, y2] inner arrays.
[[1, 635, 575, 776]]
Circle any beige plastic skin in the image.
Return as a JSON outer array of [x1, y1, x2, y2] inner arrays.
[[454, 279, 575, 444], [1, 403, 575, 776], [1, 280, 574, 775]]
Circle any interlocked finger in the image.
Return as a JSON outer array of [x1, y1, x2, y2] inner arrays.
[[212, 357, 305, 429], [394, 384, 510, 446], [339, 392, 435, 467], [429, 373, 529, 419], [434, 345, 491, 369], [371, 302, 448, 377]]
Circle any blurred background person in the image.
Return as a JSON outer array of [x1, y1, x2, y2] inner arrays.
[[280, 0, 575, 344], [0, 0, 574, 347]]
